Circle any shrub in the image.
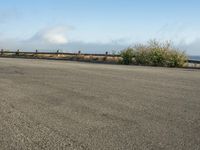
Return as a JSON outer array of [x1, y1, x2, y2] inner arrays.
[[120, 40, 188, 67], [134, 40, 187, 67], [133, 44, 152, 65], [165, 50, 187, 67], [120, 48, 135, 65]]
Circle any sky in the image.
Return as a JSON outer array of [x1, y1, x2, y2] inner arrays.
[[0, 0, 200, 55]]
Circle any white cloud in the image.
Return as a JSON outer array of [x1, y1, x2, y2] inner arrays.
[[30, 26, 70, 45]]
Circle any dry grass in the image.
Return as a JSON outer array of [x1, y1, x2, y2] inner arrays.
[[2, 53, 121, 64]]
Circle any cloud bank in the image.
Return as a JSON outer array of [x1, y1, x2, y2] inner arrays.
[[0, 25, 128, 53]]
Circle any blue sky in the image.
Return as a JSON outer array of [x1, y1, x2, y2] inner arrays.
[[0, 0, 200, 55]]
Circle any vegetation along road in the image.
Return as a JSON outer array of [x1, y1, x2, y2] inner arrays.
[[0, 58, 200, 150]]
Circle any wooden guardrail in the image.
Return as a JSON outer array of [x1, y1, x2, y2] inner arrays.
[[0, 49, 120, 57]]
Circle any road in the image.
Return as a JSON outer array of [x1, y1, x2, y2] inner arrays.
[[0, 58, 200, 150]]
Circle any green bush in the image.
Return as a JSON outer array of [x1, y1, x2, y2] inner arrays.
[[120, 40, 188, 67], [120, 48, 135, 65], [165, 50, 187, 67], [135, 40, 188, 67]]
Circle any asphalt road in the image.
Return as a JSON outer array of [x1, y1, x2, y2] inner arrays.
[[0, 58, 200, 150]]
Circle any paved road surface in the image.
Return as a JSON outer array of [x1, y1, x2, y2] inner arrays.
[[0, 58, 200, 150]]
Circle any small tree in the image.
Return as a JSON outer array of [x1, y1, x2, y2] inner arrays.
[[120, 48, 135, 65]]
